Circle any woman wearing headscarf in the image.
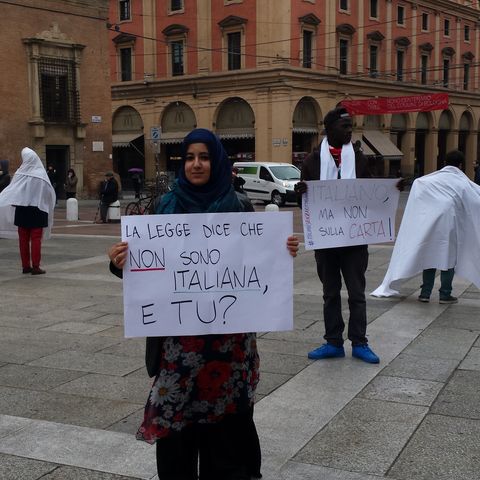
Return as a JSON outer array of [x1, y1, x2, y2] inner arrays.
[[0, 147, 56, 274], [108, 128, 299, 480]]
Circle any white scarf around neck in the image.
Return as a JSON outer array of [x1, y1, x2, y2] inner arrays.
[[320, 137, 356, 180]]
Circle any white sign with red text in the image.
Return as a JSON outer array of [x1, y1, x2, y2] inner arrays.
[[121, 211, 293, 337], [302, 178, 400, 250]]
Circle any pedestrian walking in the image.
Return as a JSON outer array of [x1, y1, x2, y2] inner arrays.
[[46, 164, 58, 205], [108, 128, 299, 480], [0, 147, 55, 274], [98, 171, 118, 223], [64, 168, 78, 199], [131, 172, 143, 198]]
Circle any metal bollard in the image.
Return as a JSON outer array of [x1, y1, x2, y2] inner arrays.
[[66, 198, 78, 221]]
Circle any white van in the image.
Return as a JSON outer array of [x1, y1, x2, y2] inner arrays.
[[233, 162, 300, 206]]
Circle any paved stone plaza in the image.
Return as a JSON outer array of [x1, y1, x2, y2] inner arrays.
[[0, 197, 479, 479]]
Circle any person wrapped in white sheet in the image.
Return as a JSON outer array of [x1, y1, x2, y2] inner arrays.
[[371, 150, 480, 298]]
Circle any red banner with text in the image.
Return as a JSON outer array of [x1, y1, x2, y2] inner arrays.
[[341, 94, 449, 115]]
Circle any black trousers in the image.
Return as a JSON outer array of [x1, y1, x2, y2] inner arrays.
[[100, 202, 110, 222], [314, 245, 368, 347], [156, 409, 261, 480]]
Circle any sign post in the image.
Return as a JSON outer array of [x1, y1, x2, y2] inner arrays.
[[150, 126, 162, 196]]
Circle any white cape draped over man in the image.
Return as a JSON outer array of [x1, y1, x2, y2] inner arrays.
[[371, 165, 480, 297]]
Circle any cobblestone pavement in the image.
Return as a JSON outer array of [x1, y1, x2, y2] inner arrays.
[[0, 194, 479, 479]]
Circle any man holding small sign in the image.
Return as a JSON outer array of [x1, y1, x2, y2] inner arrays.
[[295, 106, 403, 364]]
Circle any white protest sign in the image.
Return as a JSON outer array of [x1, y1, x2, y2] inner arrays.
[[302, 178, 400, 250], [121, 211, 293, 337]]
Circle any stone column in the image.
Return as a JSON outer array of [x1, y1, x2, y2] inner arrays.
[[142, 0, 157, 77], [142, 106, 158, 177], [270, 87, 292, 163], [196, 0, 211, 73], [447, 129, 458, 154], [465, 130, 477, 179], [456, 17, 462, 88], [385, 0, 392, 74], [424, 129, 438, 173], [357, 0, 364, 73], [402, 128, 416, 177], [411, 7, 417, 82], [475, 23, 480, 90], [324, 0, 336, 72], [254, 89, 271, 163], [256, 0, 290, 67], [196, 93, 212, 129], [434, 13, 441, 84]]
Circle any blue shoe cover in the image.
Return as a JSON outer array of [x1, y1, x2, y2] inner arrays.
[[352, 344, 380, 364], [308, 343, 345, 360]]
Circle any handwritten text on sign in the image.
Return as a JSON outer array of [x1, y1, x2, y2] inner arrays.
[[121, 212, 293, 337], [302, 179, 400, 250]]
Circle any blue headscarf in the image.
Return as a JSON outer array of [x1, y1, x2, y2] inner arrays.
[[156, 128, 242, 214]]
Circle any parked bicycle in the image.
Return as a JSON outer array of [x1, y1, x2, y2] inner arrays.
[[124, 192, 155, 215], [124, 173, 172, 215]]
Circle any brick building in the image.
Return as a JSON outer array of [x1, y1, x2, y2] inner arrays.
[[0, 0, 112, 197], [109, 0, 480, 186]]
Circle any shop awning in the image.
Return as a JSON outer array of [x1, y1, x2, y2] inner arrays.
[[216, 128, 255, 140], [112, 133, 143, 148], [351, 134, 376, 156], [160, 131, 189, 144], [293, 127, 319, 134], [362, 130, 403, 159]]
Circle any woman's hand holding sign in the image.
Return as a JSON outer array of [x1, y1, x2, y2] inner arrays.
[[108, 241, 128, 269], [287, 235, 299, 257]]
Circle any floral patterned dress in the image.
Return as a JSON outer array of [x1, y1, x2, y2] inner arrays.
[[136, 333, 259, 444]]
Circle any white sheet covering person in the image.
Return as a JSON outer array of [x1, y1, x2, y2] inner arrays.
[[371, 164, 480, 297], [0, 147, 56, 239]]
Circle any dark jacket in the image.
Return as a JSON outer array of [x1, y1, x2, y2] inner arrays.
[[14, 206, 48, 228], [100, 178, 118, 204], [109, 191, 254, 377], [0, 160, 10, 193], [233, 175, 246, 193], [301, 142, 372, 182], [65, 175, 78, 194], [47, 168, 57, 189], [474, 166, 480, 186]]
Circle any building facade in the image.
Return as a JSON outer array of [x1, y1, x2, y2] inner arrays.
[[1, 0, 112, 197], [109, 0, 480, 185]]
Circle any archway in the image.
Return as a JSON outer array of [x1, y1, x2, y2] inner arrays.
[[215, 97, 255, 162], [362, 115, 403, 177], [112, 106, 145, 190], [292, 97, 321, 167], [160, 101, 196, 177]]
